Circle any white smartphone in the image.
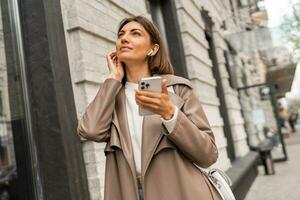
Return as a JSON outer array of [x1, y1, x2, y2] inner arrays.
[[138, 76, 162, 116]]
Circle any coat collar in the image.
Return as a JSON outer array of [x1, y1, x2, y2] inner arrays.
[[156, 74, 193, 89], [113, 74, 191, 179]]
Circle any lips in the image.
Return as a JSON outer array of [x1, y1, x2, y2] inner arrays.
[[120, 46, 132, 51]]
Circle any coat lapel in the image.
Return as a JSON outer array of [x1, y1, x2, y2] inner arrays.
[[141, 114, 162, 176]]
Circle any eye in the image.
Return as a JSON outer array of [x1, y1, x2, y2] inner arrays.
[[117, 32, 124, 38], [132, 32, 141, 36]]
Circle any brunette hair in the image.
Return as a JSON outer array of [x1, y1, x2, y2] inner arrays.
[[117, 16, 174, 76]]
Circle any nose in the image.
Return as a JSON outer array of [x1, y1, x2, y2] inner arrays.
[[120, 33, 129, 44], [121, 37, 128, 44]]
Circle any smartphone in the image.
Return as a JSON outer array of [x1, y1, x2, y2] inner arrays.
[[138, 76, 162, 116]]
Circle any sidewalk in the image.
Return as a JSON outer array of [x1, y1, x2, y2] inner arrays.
[[245, 131, 300, 200]]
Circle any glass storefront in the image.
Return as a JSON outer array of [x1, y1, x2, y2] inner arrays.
[[0, 0, 40, 199], [0, 2, 18, 199]]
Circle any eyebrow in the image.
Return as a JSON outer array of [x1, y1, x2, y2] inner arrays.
[[119, 28, 143, 33]]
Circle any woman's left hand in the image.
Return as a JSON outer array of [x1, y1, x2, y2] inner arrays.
[[135, 79, 175, 120]]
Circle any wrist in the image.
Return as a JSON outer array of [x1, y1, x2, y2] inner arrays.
[[107, 73, 122, 82], [162, 104, 175, 120]]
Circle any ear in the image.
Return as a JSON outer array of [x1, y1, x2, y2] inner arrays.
[[151, 44, 160, 56]]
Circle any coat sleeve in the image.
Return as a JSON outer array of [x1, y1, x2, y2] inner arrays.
[[77, 78, 122, 142], [164, 85, 218, 168]]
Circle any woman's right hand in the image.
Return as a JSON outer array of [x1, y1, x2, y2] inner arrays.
[[106, 51, 124, 81]]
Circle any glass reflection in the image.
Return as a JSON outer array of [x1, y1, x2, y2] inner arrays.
[[0, 2, 18, 199]]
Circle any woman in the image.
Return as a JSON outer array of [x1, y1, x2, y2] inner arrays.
[[77, 16, 220, 200]]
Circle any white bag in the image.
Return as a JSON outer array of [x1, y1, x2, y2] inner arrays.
[[206, 169, 236, 200]]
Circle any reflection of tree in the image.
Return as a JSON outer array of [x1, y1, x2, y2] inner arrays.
[[280, 1, 300, 60]]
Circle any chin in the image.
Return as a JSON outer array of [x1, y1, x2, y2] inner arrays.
[[118, 55, 135, 63]]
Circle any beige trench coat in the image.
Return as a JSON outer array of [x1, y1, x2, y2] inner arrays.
[[77, 74, 221, 200]]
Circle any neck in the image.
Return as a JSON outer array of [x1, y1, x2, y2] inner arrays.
[[125, 61, 151, 83]]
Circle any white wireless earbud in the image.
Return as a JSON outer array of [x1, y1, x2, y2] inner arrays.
[[147, 49, 154, 56]]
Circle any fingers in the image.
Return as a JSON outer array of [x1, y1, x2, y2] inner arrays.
[[135, 89, 161, 98], [135, 93, 160, 105], [107, 51, 116, 61], [135, 98, 160, 112], [106, 52, 114, 64], [109, 51, 116, 58], [106, 51, 118, 72], [116, 57, 123, 68]]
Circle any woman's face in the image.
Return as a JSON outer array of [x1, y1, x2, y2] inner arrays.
[[116, 21, 153, 64]]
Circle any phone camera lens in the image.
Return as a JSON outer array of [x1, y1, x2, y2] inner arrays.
[[146, 83, 150, 88], [141, 82, 145, 85], [141, 86, 145, 90]]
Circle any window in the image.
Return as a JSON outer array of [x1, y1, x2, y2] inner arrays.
[[148, 0, 188, 78], [148, 1, 169, 52]]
